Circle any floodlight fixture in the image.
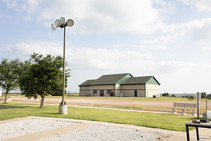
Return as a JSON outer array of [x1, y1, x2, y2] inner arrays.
[[67, 19, 74, 27], [51, 23, 57, 31], [55, 19, 60, 27], [51, 17, 74, 114], [59, 17, 65, 25], [52, 17, 74, 29]]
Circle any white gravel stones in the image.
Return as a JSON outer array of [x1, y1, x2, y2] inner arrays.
[[0, 118, 76, 141], [39, 125, 162, 141], [0, 118, 164, 141]]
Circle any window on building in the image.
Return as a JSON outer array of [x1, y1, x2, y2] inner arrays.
[[107, 90, 111, 94], [93, 90, 97, 94]]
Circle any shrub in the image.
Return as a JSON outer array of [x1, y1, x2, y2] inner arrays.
[[162, 93, 169, 97], [207, 94, 211, 99], [187, 96, 194, 100], [171, 94, 176, 97], [201, 92, 207, 98]]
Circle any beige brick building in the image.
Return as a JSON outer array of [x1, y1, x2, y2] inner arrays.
[[79, 73, 160, 97]]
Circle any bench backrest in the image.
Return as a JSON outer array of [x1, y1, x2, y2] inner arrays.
[[173, 103, 196, 108]]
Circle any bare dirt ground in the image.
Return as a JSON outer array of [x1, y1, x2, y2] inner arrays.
[[11, 96, 211, 113]]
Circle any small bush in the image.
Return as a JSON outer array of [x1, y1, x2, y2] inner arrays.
[[187, 96, 194, 100], [162, 93, 169, 97], [207, 94, 211, 99], [171, 94, 176, 97], [201, 92, 207, 98]]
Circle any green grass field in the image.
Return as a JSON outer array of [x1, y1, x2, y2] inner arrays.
[[2, 94, 210, 115], [0, 102, 195, 132]]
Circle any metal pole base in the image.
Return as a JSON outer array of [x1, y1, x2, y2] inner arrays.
[[59, 103, 67, 114]]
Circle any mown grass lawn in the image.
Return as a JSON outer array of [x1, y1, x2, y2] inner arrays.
[[0, 102, 195, 132]]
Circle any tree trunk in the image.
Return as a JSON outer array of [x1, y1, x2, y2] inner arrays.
[[40, 95, 45, 108], [4, 90, 8, 104]]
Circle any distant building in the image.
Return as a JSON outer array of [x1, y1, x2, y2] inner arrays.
[[79, 73, 160, 97]]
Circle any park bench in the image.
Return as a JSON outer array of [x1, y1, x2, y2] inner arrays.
[[172, 103, 196, 116]]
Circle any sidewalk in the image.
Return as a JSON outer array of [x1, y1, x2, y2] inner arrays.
[[1, 116, 211, 141]]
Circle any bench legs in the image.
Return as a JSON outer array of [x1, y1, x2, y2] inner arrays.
[[172, 108, 186, 115], [172, 108, 177, 114], [192, 110, 196, 116], [172, 108, 196, 116], [182, 109, 187, 115]]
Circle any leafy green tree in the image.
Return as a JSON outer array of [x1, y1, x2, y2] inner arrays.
[[18, 53, 70, 108], [0, 59, 29, 103], [201, 92, 207, 98], [207, 94, 211, 99], [187, 95, 194, 100], [162, 93, 169, 97], [171, 94, 176, 97]]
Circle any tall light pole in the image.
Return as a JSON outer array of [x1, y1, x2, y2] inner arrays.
[[51, 17, 74, 114]]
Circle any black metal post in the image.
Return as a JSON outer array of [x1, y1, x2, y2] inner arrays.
[[197, 92, 200, 119], [186, 125, 190, 141], [196, 127, 199, 141]]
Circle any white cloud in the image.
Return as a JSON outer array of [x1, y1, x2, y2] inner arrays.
[[0, 40, 186, 75], [155, 0, 176, 14], [0, 41, 62, 60], [180, 18, 211, 51], [2, 0, 41, 14], [202, 47, 211, 51], [157, 19, 202, 35], [2, 0, 211, 93], [182, 0, 211, 11], [1, 40, 211, 93], [24, 15, 32, 21], [1, 0, 162, 34], [70, 48, 155, 72], [155, 18, 211, 48], [139, 36, 172, 50], [190, 19, 211, 40]]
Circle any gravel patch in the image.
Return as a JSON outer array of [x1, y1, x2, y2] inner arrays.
[[0, 118, 76, 141], [38, 125, 162, 141]]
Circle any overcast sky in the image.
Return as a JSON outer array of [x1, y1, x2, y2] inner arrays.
[[1, 0, 211, 94]]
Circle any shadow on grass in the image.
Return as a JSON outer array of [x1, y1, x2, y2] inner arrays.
[[38, 113, 72, 118], [0, 105, 30, 109], [41, 113, 59, 115]]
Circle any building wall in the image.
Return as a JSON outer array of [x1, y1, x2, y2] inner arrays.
[[115, 84, 121, 96], [89, 85, 115, 97], [145, 84, 160, 97], [120, 85, 146, 97], [79, 86, 90, 96], [80, 84, 160, 97]]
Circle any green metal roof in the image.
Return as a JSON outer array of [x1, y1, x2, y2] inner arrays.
[[79, 74, 160, 87], [79, 73, 132, 86], [79, 79, 96, 86], [90, 73, 132, 85], [121, 76, 160, 85]]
